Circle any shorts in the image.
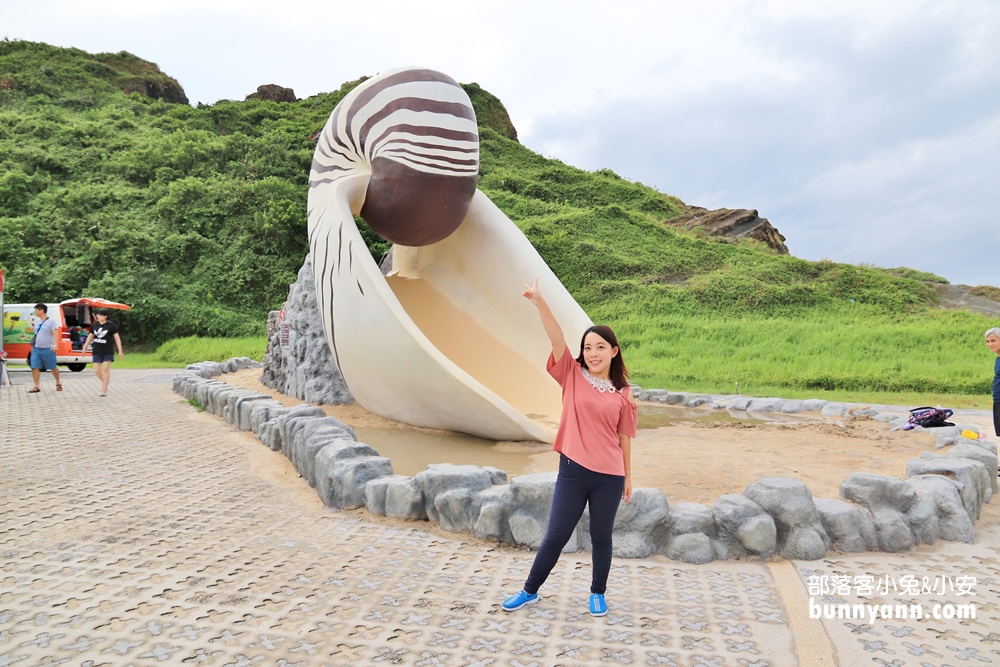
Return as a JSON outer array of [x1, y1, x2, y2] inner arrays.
[[29, 348, 57, 371], [92, 352, 115, 364]]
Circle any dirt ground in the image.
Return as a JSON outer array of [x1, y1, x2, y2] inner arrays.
[[224, 369, 992, 507]]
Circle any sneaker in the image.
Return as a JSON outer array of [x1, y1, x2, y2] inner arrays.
[[589, 593, 607, 616], [501, 590, 538, 611]]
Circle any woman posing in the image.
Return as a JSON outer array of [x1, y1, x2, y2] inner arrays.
[[82, 308, 125, 396], [503, 279, 637, 616]]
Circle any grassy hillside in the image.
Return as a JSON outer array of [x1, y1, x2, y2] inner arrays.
[[1, 40, 997, 400]]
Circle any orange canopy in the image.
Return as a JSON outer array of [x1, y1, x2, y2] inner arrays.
[[59, 298, 131, 311]]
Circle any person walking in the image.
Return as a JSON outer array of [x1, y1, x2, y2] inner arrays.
[[987, 327, 1000, 437], [82, 308, 125, 396], [502, 279, 637, 617], [28, 303, 61, 394]]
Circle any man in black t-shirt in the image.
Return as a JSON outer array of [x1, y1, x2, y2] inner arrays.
[[82, 308, 125, 396]]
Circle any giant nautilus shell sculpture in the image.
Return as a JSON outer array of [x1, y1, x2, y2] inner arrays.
[[307, 67, 592, 442]]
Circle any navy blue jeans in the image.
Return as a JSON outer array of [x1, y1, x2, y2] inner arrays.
[[524, 454, 625, 595]]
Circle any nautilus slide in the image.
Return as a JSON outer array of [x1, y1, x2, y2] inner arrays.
[[307, 67, 593, 442]]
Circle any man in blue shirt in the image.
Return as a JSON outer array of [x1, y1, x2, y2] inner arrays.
[[987, 327, 1000, 436], [29, 303, 62, 393]]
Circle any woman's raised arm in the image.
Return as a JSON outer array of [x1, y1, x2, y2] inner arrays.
[[522, 278, 567, 362]]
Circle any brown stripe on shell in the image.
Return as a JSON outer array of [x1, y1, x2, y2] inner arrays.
[[344, 69, 461, 149], [366, 123, 478, 159], [380, 145, 479, 167], [358, 97, 476, 153]]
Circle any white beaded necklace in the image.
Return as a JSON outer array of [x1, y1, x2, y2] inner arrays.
[[580, 365, 618, 393]]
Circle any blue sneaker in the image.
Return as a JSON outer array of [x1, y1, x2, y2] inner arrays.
[[589, 593, 607, 616], [502, 590, 538, 611]]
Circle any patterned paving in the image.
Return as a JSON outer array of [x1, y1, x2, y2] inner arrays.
[[1, 368, 997, 666]]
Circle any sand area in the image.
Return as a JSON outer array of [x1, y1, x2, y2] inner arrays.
[[223, 368, 994, 508]]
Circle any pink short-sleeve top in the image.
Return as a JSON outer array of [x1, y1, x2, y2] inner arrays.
[[547, 344, 638, 476]]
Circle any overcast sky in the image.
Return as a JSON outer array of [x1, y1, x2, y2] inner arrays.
[[5, 0, 999, 286]]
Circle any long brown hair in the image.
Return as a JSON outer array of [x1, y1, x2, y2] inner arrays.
[[576, 325, 630, 391]]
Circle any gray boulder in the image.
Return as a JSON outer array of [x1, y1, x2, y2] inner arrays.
[[507, 472, 568, 550], [640, 389, 669, 401], [873, 413, 899, 424], [748, 398, 784, 413], [933, 426, 962, 449], [948, 444, 998, 493], [259, 254, 354, 406], [509, 472, 557, 523], [288, 418, 357, 471], [385, 477, 427, 520], [906, 475, 974, 543], [483, 466, 508, 485], [821, 403, 848, 416], [668, 502, 714, 536], [314, 455, 392, 509], [301, 438, 378, 488], [666, 533, 714, 564], [249, 400, 286, 436], [281, 411, 339, 455], [413, 464, 494, 523], [235, 396, 278, 432], [684, 394, 713, 407], [744, 477, 829, 560], [664, 392, 687, 405], [954, 436, 996, 455], [258, 404, 326, 451], [907, 455, 990, 521], [607, 488, 670, 558], [509, 509, 577, 551], [802, 399, 828, 412], [473, 485, 514, 543], [727, 397, 752, 411], [365, 475, 411, 516], [664, 502, 716, 563], [905, 494, 940, 545], [435, 488, 483, 534], [813, 498, 876, 553], [780, 401, 804, 414], [712, 494, 777, 557], [839, 473, 917, 552], [224, 391, 266, 425]]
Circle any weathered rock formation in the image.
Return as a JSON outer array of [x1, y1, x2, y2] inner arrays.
[[933, 284, 1000, 318], [246, 84, 298, 102], [259, 254, 353, 405], [122, 79, 188, 104], [669, 207, 789, 254]]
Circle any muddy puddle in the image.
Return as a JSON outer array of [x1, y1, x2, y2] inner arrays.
[[356, 404, 814, 478]]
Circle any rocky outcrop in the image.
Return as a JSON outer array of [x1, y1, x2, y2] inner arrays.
[[123, 79, 188, 104], [669, 207, 789, 254], [460, 82, 519, 142], [933, 284, 1000, 318], [259, 254, 353, 405], [245, 84, 298, 102]]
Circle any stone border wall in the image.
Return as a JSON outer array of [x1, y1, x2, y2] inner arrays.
[[173, 368, 997, 563]]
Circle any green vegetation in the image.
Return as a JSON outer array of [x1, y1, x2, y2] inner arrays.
[[110, 335, 267, 368], [154, 335, 267, 363], [186, 397, 206, 412], [2, 40, 998, 403]]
